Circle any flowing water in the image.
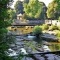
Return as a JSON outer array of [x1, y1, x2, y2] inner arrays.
[[8, 26, 60, 60], [8, 35, 60, 60]]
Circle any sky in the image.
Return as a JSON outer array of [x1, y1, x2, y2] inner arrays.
[[39, 0, 53, 6], [11, 0, 53, 9]]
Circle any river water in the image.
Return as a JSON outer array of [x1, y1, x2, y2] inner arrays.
[[7, 26, 60, 60], [7, 35, 60, 60]]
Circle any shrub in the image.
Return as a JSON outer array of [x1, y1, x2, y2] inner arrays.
[[57, 33, 60, 37], [42, 24, 49, 30], [56, 32, 60, 37], [33, 25, 42, 37], [58, 26, 60, 30], [49, 25, 58, 31], [56, 31, 60, 37]]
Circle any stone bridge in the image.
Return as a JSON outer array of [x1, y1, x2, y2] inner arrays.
[[12, 20, 45, 26]]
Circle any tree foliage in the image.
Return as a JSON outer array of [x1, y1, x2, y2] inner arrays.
[[54, 0, 60, 19], [33, 26, 42, 37], [54, 0, 60, 10], [24, 0, 29, 3], [23, 0, 44, 19], [8, 9, 16, 19], [14, 1, 24, 14], [47, 1, 57, 19], [42, 24, 49, 30], [47, 0, 60, 19], [0, 0, 13, 60]]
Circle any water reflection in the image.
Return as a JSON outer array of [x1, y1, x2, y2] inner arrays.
[[33, 37, 43, 44], [33, 37, 60, 52], [7, 35, 60, 60], [49, 43, 60, 51]]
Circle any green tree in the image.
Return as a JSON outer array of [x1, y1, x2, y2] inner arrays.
[[8, 9, 16, 19], [54, 0, 60, 10], [54, 0, 60, 19], [0, 0, 13, 60], [14, 1, 24, 14], [33, 26, 42, 37], [47, 1, 57, 19], [42, 24, 49, 30], [24, 0, 29, 3], [39, 2, 47, 20], [47, 0, 60, 19], [23, 0, 44, 19]]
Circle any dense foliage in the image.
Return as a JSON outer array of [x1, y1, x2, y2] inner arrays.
[[15, 1, 24, 14], [47, 0, 60, 19], [56, 31, 60, 37], [8, 9, 16, 19], [23, 0, 46, 20], [14, 0, 60, 20], [41, 24, 49, 30], [54, 0, 60, 12], [49, 25, 58, 31], [47, 1, 57, 19], [24, 0, 29, 3], [0, 0, 13, 60], [14, 0, 47, 20], [33, 26, 42, 37]]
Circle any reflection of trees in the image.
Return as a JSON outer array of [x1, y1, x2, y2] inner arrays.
[[50, 44, 60, 51], [55, 44, 60, 50], [24, 41, 36, 52], [33, 37, 42, 44]]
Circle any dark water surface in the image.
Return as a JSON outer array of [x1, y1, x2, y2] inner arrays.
[[9, 35, 60, 60]]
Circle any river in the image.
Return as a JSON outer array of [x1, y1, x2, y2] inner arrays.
[[7, 26, 60, 60], [7, 35, 60, 60]]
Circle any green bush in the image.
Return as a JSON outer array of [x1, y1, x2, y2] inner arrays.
[[58, 17, 60, 22], [33, 25, 42, 37], [49, 25, 58, 31], [42, 24, 49, 30], [53, 30, 60, 37], [56, 31, 60, 37], [58, 26, 60, 30]]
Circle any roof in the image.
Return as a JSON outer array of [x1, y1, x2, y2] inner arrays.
[[17, 13, 22, 16]]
